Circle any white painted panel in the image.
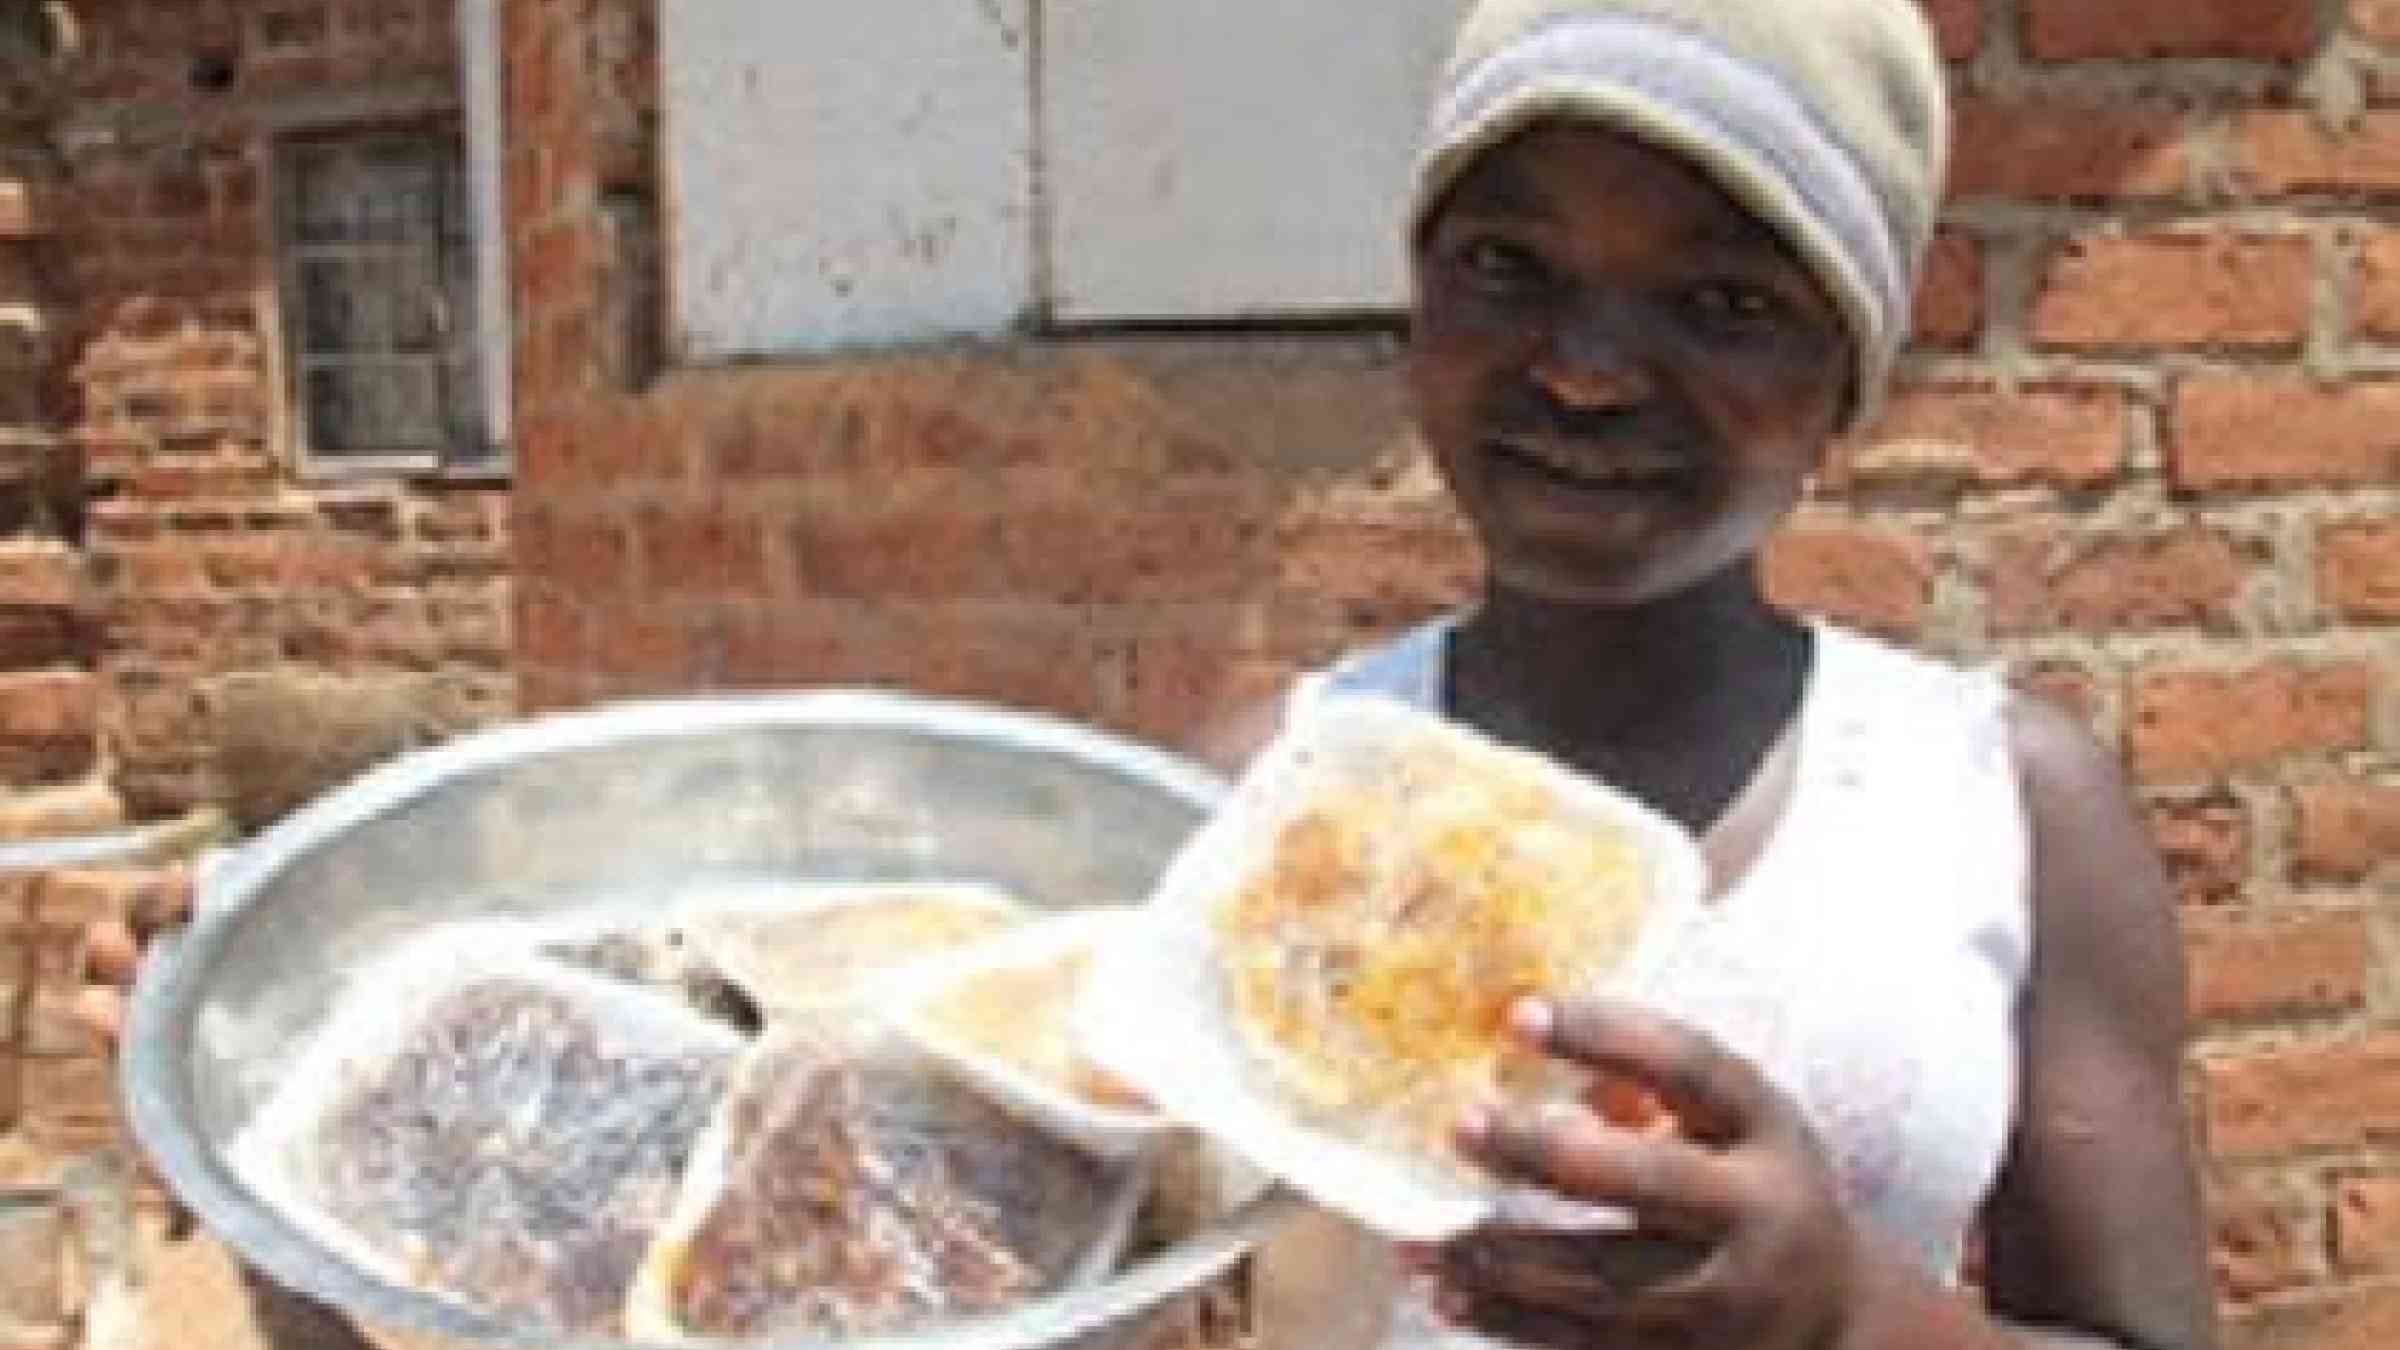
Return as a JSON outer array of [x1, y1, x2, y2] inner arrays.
[[663, 2, 1035, 358], [457, 0, 510, 455], [1043, 0, 1467, 320]]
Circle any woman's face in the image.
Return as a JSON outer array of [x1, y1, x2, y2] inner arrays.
[[1409, 122, 1853, 607]]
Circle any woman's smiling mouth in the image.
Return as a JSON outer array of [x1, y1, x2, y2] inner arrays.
[[1485, 437, 1696, 495]]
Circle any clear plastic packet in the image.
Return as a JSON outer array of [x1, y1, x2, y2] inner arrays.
[[1079, 692, 1708, 1242], [669, 881, 1028, 1020], [228, 931, 745, 1336], [624, 1027, 1148, 1344], [891, 908, 1172, 1162], [532, 913, 765, 1033]]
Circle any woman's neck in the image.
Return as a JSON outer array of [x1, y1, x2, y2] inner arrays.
[[1449, 563, 1810, 757]]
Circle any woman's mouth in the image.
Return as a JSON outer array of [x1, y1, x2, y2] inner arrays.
[[1486, 438, 1693, 495]]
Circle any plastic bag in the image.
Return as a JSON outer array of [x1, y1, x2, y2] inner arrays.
[[1080, 692, 1707, 1241], [670, 881, 1027, 1020], [230, 933, 744, 1336], [892, 908, 1171, 1162], [626, 1027, 1147, 1344], [536, 917, 765, 1034]]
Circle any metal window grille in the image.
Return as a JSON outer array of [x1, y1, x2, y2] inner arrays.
[[275, 128, 489, 473]]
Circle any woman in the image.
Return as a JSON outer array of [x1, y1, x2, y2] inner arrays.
[[1243, 1, 2215, 1348], [85, 2, 2215, 1349]]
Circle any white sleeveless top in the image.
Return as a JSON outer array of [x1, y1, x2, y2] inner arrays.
[[1298, 617, 2031, 1282]]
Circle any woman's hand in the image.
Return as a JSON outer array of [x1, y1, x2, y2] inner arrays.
[[1423, 996, 1862, 1350], [72, 868, 194, 1048]]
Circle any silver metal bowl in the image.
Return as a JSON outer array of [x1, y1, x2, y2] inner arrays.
[[123, 690, 1298, 1349]]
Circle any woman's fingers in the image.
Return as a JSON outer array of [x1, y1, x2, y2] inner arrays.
[[1460, 1099, 1746, 1239], [1438, 1226, 1711, 1313], [126, 871, 193, 939], [1515, 996, 1774, 1145], [73, 985, 125, 1046], [1438, 1291, 1595, 1350], [84, 918, 141, 984]]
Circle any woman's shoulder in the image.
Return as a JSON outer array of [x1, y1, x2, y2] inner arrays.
[[1808, 622, 2116, 802]]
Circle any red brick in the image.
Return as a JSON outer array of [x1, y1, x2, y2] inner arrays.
[[2227, 112, 2400, 197], [2203, 1033, 2400, 1157], [1273, 514, 1480, 619], [519, 223, 599, 320], [2025, 0, 2318, 59], [0, 544, 81, 611], [14, 1055, 114, 1129], [2336, 1175, 2400, 1275], [2223, 1282, 2400, 1350], [125, 459, 278, 500], [2363, 0, 2400, 44], [1122, 631, 1310, 749], [635, 503, 771, 596], [0, 673, 96, 742], [0, 1196, 69, 1328], [1989, 526, 2250, 636], [34, 867, 183, 931], [2012, 659, 2104, 727], [2295, 783, 2400, 879], [2147, 798, 2252, 906], [0, 611, 85, 670], [202, 538, 372, 591], [2030, 233, 2313, 350], [1948, 96, 2187, 200], [2173, 377, 2400, 489], [718, 602, 1114, 722], [2352, 230, 2400, 340], [1920, 0, 1981, 60], [19, 986, 99, 1058], [1910, 231, 1981, 346], [413, 495, 508, 544], [2184, 910, 2371, 1023], [549, 511, 633, 595], [795, 503, 1275, 605], [2130, 662, 2376, 782], [96, 543, 204, 596], [2319, 519, 2400, 621], [1843, 381, 2125, 486], [515, 589, 589, 675], [2208, 1184, 2316, 1301], [1759, 524, 1935, 640], [587, 602, 708, 685], [428, 591, 511, 666]]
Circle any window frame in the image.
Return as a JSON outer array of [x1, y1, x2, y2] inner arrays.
[[257, 53, 512, 482], [271, 117, 484, 477]]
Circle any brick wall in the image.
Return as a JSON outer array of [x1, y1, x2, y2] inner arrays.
[[1, 3, 515, 1335], [0, 9, 108, 851], [513, 1, 2399, 1346], [56, 0, 513, 823]]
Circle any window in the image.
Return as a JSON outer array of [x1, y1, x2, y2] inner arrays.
[[274, 127, 492, 474]]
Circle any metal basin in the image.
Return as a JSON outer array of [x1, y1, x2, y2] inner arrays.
[[123, 691, 1297, 1349]]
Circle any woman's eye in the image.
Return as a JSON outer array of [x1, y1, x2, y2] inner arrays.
[[1686, 282, 1787, 328], [1456, 238, 1547, 291]]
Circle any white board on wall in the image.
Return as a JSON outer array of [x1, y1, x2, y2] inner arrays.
[[661, 2, 1037, 359], [1042, 0, 1466, 320]]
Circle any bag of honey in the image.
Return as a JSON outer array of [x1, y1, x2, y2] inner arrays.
[[891, 907, 1172, 1162], [229, 931, 745, 1337], [1079, 692, 1706, 1241], [624, 1027, 1148, 1344]]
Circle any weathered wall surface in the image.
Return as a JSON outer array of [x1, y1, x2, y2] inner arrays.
[[512, 2, 2399, 1348]]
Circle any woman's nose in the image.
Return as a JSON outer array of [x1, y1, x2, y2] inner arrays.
[[1530, 308, 1657, 411]]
